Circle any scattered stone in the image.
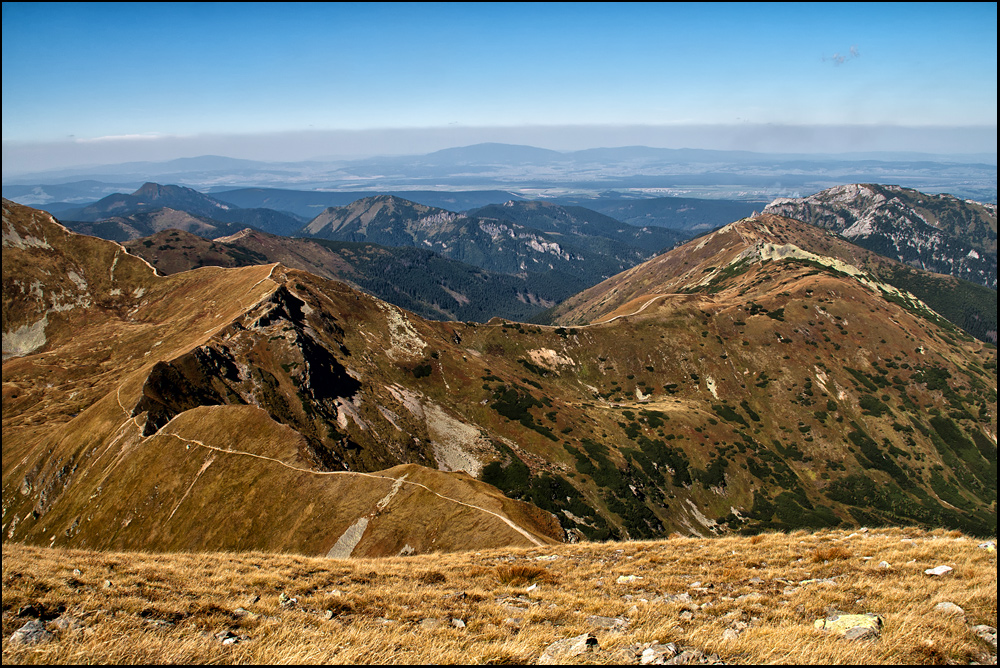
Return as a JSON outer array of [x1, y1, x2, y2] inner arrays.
[[526, 583, 538, 593], [978, 542, 996, 551], [782, 586, 800, 596], [536, 555, 559, 561], [72, 568, 82, 576], [924, 565, 953, 576], [661, 593, 693, 604], [323, 610, 335, 621], [10, 620, 55, 645], [278, 592, 297, 608], [933, 601, 965, 617], [814, 613, 883, 640], [680, 610, 695, 621], [971, 625, 997, 650], [215, 629, 249, 646], [102, 579, 113, 589], [146, 619, 175, 629], [325, 589, 344, 598], [233, 607, 256, 619], [451, 618, 466, 629], [877, 561, 891, 569], [538, 632, 599, 665], [735, 592, 763, 603], [641, 642, 679, 664], [419, 617, 446, 630], [586, 615, 629, 631], [617, 575, 643, 584], [748, 576, 764, 586], [52, 614, 85, 633], [245, 594, 261, 605], [721, 628, 740, 642], [503, 617, 522, 627], [799, 577, 837, 586]]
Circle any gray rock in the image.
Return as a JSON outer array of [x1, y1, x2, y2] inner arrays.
[[933, 601, 965, 617], [586, 614, 629, 631], [735, 592, 763, 603], [10, 620, 54, 645], [662, 592, 693, 604], [971, 625, 997, 650], [451, 618, 466, 629], [641, 642, 679, 664], [721, 628, 741, 642], [538, 633, 599, 665], [748, 577, 764, 585], [877, 561, 891, 569], [924, 565, 953, 576], [845, 626, 878, 641]]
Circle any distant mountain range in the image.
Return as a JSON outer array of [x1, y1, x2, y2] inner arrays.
[[123, 228, 581, 323], [56, 182, 305, 239], [5, 143, 995, 202]]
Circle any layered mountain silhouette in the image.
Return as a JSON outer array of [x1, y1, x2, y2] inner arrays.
[[2, 198, 996, 559], [57, 182, 305, 240]]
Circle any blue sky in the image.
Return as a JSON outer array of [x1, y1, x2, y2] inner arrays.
[[2, 2, 996, 171]]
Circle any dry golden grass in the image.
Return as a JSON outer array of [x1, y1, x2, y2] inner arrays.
[[2, 527, 996, 665]]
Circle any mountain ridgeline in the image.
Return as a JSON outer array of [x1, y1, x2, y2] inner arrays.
[[3, 199, 996, 562], [765, 184, 997, 289]]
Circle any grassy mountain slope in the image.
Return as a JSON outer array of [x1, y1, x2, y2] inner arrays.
[[3, 528, 996, 665], [3, 201, 996, 562], [2, 199, 561, 556]]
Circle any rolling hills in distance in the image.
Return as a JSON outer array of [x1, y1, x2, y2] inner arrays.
[[4, 143, 996, 202], [2, 193, 996, 563]]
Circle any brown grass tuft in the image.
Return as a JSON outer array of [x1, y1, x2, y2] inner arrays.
[[493, 564, 555, 586], [812, 545, 853, 562]]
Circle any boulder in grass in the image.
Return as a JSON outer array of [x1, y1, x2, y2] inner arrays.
[[538, 632, 599, 665], [10, 620, 54, 645], [814, 613, 883, 640]]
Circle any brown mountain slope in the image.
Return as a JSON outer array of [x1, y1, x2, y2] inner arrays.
[[3, 202, 997, 557], [2, 199, 561, 556]]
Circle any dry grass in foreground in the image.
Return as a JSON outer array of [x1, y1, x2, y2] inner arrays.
[[2, 527, 996, 665]]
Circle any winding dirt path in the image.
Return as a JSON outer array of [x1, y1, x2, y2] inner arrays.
[[153, 425, 547, 547]]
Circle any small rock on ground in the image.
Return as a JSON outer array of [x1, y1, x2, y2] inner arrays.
[[538, 632, 599, 665], [10, 620, 54, 645]]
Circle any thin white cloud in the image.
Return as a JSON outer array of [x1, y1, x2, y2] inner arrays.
[[75, 133, 167, 144]]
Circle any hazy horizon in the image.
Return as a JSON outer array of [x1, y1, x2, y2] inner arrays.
[[3, 2, 996, 175]]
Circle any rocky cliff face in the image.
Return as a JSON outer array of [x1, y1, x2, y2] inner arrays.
[[764, 184, 997, 289]]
